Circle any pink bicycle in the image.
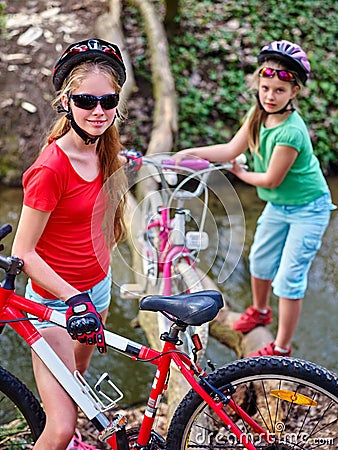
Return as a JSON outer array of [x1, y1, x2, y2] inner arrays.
[[122, 156, 243, 363], [0, 191, 337, 448]]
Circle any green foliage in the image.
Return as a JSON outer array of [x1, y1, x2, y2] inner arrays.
[[167, 0, 337, 169], [0, 1, 6, 31]]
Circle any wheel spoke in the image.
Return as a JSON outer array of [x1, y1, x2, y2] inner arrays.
[[167, 358, 338, 449]]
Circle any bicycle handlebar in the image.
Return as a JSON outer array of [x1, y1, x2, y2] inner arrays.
[[141, 156, 234, 172], [139, 156, 240, 205], [0, 224, 12, 271], [161, 159, 211, 171], [0, 224, 12, 241]]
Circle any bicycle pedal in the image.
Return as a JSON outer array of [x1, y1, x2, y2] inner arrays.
[[99, 413, 128, 442], [120, 283, 144, 299]]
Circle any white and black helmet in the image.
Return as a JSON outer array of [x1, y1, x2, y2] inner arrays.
[[258, 40, 310, 85]]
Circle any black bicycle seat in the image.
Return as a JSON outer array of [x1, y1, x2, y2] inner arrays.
[[139, 290, 223, 326]]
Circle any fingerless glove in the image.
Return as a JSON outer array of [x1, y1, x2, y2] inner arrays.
[[66, 293, 106, 354]]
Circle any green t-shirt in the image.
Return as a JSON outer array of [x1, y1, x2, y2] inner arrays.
[[254, 111, 328, 205]]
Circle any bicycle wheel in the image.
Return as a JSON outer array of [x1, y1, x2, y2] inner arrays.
[[0, 365, 45, 449], [140, 190, 163, 286], [158, 260, 208, 364], [166, 357, 338, 449]]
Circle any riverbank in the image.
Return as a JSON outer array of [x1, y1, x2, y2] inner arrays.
[[0, 0, 151, 185]]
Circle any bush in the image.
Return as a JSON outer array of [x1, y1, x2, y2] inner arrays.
[[168, 0, 337, 171]]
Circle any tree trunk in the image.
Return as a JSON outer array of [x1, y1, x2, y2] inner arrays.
[[95, 0, 137, 113], [164, 0, 180, 41], [132, 0, 178, 156]]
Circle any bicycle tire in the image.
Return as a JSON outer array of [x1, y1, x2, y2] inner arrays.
[[140, 190, 163, 286], [0, 365, 45, 449], [166, 356, 338, 449], [158, 260, 208, 365]]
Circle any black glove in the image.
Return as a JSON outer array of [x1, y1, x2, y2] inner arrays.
[[66, 293, 106, 354]]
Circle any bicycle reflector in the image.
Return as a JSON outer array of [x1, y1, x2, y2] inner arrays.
[[270, 390, 318, 406], [186, 231, 209, 250], [192, 334, 203, 352]]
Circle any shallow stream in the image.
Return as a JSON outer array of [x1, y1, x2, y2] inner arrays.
[[0, 178, 337, 405]]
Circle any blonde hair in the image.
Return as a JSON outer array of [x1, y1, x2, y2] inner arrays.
[[45, 60, 128, 247], [246, 59, 301, 154]]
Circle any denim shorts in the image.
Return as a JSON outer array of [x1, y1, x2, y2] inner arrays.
[[249, 192, 333, 299], [26, 267, 112, 329]]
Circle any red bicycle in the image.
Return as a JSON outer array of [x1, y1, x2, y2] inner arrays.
[[0, 222, 337, 449]]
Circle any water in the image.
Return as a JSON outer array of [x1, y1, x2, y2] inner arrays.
[[0, 179, 337, 405], [213, 179, 338, 371]]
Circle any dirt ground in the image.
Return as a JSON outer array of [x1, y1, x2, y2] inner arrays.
[[0, 0, 153, 186]]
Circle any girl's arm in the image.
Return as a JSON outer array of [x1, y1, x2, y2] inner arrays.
[[174, 120, 250, 163], [230, 145, 298, 188], [12, 205, 80, 301]]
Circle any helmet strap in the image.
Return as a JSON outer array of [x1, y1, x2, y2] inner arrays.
[[255, 93, 295, 115], [57, 101, 118, 145], [69, 115, 100, 145]]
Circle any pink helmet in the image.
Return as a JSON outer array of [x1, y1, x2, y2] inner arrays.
[[258, 40, 310, 85]]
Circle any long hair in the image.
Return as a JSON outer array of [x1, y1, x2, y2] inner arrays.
[[247, 59, 302, 154], [45, 60, 128, 248]]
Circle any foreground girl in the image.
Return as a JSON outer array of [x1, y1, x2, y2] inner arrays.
[[13, 38, 128, 449]]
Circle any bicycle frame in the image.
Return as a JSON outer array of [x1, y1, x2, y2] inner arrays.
[[146, 206, 196, 296], [0, 261, 271, 450], [140, 157, 219, 296], [122, 156, 237, 301]]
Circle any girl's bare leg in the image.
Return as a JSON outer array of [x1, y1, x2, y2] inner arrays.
[[32, 327, 78, 450], [32, 308, 109, 449], [275, 297, 302, 349], [251, 275, 272, 310]]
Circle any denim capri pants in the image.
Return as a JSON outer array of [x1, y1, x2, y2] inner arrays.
[[249, 192, 333, 299], [26, 267, 112, 329]]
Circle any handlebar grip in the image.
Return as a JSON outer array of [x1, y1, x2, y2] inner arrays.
[[0, 224, 12, 241], [161, 159, 210, 171]]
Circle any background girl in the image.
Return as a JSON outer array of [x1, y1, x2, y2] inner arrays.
[[174, 40, 334, 358]]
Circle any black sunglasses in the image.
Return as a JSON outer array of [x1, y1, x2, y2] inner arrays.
[[70, 94, 119, 110]]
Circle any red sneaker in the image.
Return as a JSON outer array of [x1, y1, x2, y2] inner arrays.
[[232, 306, 272, 333], [247, 342, 292, 358]]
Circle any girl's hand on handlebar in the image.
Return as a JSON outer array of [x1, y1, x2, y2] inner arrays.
[[120, 149, 143, 172], [229, 156, 248, 176], [172, 150, 198, 165], [234, 153, 247, 166], [65, 293, 106, 353]]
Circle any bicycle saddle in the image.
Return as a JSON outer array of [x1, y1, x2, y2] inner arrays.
[[139, 290, 223, 326]]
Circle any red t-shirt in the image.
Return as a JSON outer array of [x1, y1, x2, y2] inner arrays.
[[23, 141, 110, 298]]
